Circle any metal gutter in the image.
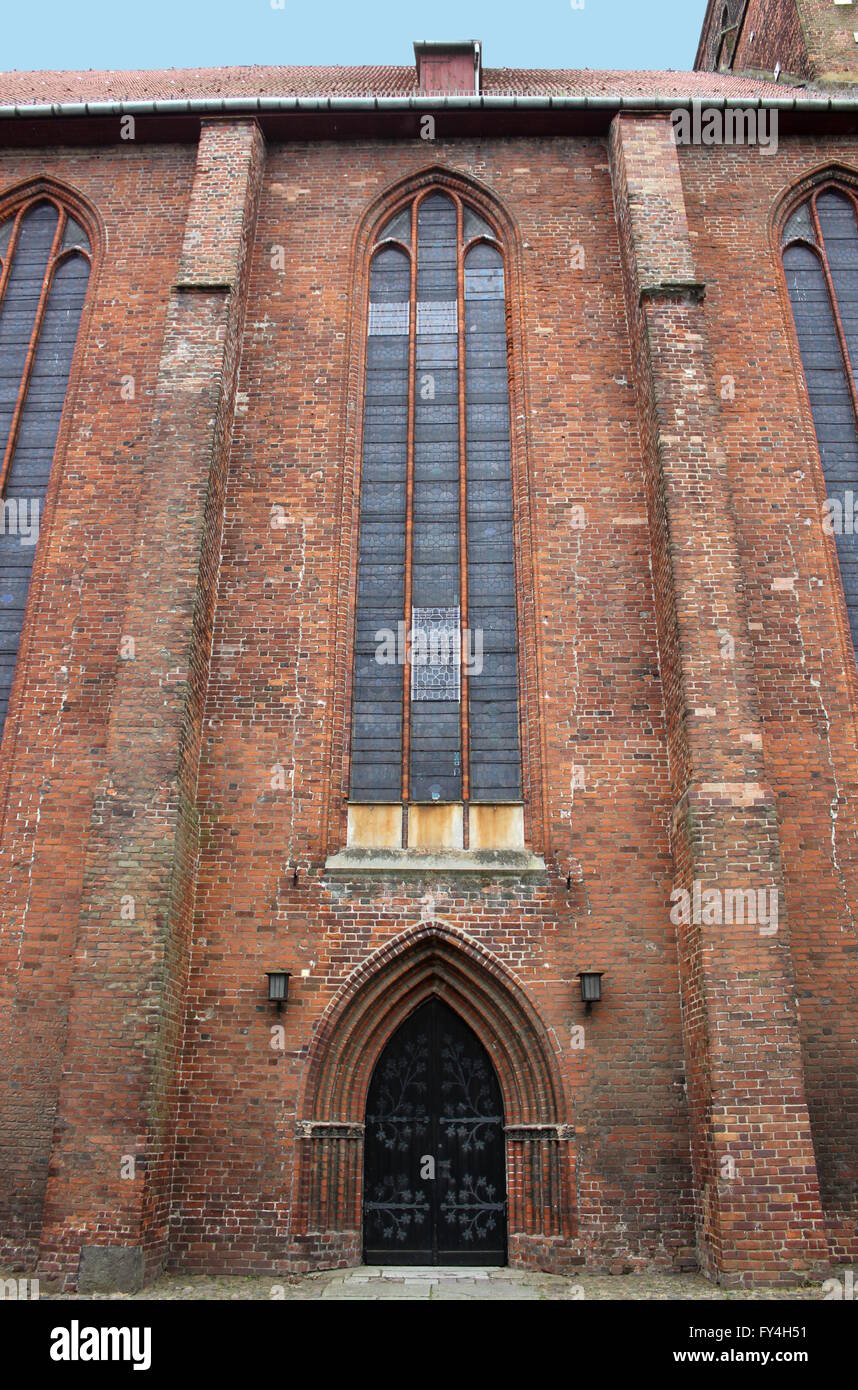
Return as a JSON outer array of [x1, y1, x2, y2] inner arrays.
[[1, 91, 857, 119]]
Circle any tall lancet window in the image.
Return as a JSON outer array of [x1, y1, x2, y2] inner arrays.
[[349, 190, 521, 819], [783, 187, 858, 654], [0, 195, 91, 738]]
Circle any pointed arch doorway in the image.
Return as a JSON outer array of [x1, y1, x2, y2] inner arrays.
[[363, 997, 506, 1265], [295, 924, 575, 1272]]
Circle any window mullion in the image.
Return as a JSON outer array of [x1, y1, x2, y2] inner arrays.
[[456, 197, 470, 806]]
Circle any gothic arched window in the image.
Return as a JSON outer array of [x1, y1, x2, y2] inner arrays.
[[716, 6, 736, 71], [0, 194, 91, 738], [349, 190, 521, 827], [783, 186, 858, 654]]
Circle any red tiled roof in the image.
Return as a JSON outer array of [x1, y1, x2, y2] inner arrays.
[[486, 68, 789, 97], [0, 64, 796, 105]]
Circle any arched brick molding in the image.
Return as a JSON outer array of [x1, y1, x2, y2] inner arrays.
[[0, 173, 104, 257], [293, 922, 576, 1271]]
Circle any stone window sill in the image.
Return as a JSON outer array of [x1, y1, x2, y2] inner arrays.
[[324, 848, 547, 877]]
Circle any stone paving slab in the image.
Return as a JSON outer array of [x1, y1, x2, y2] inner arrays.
[[11, 1264, 834, 1301]]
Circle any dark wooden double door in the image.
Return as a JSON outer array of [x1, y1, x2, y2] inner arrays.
[[363, 998, 507, 1265]]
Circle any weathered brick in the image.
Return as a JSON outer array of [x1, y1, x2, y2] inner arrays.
[[0, 14, 856, 1290]]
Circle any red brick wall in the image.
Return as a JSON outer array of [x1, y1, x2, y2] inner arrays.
[[797, 0, 858, 81], [167, 137, 695, 1277], [733, 0, 810, 79], [697, 0, 858, 83], [610, 113, 829, 1284], [0, 143, 195, 1266], [679, 134, 858, 1258], [0, 122, 856, 1285], [697, 1, 755, 73], [33, 121, 265, 1291]]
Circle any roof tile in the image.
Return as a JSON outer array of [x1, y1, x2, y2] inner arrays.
[[0, 63, 796, 105]]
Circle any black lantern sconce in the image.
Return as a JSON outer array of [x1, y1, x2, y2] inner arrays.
[[265, 970, 291, 1011], [577, 971, 604, 1013]]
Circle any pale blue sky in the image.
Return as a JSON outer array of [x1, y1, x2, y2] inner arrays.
[[2, 0, 710, 73]]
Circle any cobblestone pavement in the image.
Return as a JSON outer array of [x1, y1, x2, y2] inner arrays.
[[17, 1266, 832, 1301]]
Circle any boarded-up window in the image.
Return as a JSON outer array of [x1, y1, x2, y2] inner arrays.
[[349, 192, 521, 804], [783, 188, 858, 655], [0, 198, 91, 739]]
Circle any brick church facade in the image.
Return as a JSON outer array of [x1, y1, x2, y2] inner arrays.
[[1, 0, 857, 1290]]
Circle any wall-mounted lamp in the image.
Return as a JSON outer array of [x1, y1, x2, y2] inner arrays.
[[266, 970, 291, 1011], [577, 971, 605, 1013]]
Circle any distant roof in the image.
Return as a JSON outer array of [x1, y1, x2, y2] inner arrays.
[[0, 64, 793, 105]]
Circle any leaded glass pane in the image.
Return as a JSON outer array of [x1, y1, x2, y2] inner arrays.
[[785, 231, 858, 654], [0, 203, 89, 740], [782, 201, 817, 249], [350, 244, 410, 800], [377, 207, 411, 246], [464, 242, 520, 801], [411, 606, 461, 702]]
